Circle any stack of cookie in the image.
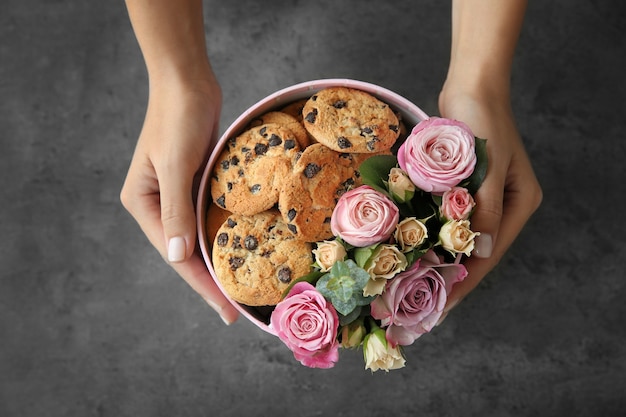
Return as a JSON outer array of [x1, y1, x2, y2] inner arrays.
[[208, 87, 402, 307]]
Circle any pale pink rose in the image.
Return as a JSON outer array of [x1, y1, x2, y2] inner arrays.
[[440, 186, 476, 220], [370, 250, 467, 346], [397, 117, 476, 195], [330, 185, 400, 247], [270, 282, 339, 368]]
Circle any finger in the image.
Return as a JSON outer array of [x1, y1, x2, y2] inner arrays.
[[445, 150, 541, 310], [157, 148, 199, 264], [468, 157, 507, 259], [170, 253, 240, 325]]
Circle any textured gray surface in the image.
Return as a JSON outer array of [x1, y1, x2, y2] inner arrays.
[[2, 1, 625, 416]]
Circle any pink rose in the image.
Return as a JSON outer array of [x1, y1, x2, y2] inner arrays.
[[440, 186, 476, 220], [270, 282, 339, 368], [370, 250, 467, 346], [331, 185, 399, 247], [397, 117, 477, 195]]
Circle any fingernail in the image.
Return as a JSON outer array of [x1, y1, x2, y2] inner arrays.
[[205, 299, 234, 325], [473, 233, 493, 258], [435, 311, 449, 326], [167, 236, 186, 262], [445, 298, 460, 313]]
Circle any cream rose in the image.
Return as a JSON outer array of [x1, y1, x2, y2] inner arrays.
[[362, 245, 407, 296], [313, 240, 347, 272], [388, 167, 415, 203], [439, 219, 479, 256], [394, 217, 428, 252], [363, 327, 406, 372]]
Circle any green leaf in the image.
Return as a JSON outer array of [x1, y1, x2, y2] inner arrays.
[[281, 269, 323, 299], [359, 155, 399, 194], [463, 137, 488, 195], [353, 244, 378, 268]]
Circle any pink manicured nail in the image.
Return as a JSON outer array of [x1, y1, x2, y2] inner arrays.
[[205, 299, 234, 325], [167, 236, 186, 262], [473, 233, 493, 258]]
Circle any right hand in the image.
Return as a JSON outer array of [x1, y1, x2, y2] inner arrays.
[[121, 76, 239, 325]]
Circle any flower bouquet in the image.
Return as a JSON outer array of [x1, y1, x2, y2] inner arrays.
[[197, 79, 487, 372], [270, 117, 487, 371]]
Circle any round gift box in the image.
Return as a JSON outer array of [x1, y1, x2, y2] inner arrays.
[[197, 78, 429, 334]]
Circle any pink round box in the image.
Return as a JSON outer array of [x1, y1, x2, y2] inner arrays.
[[196, 78, 429, 334]]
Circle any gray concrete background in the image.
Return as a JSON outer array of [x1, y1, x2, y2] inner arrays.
[[2, 0, 625, 416]]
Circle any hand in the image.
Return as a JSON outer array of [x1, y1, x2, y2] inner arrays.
[[120, 77, 239, 325], [438, 89, 542, 313]]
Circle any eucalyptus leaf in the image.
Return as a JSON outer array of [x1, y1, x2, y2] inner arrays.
[[316, 260, 374, 316], [339, 307, 363, 326]]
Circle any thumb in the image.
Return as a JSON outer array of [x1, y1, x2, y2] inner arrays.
[[159, 160, 198, 263], [444, 168, 504, 311], [468, 169, 504, 259]]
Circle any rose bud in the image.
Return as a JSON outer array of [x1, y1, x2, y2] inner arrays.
[[387, 167, 415, 203], [313, 240, 347, 272], [439, 219, 479, 257], [394, 217, 428, 252]]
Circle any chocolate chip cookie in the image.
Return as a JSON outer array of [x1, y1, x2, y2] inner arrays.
[[278, 143, 367, 242], [302, 87, 400, 153], [211, 123, 301, 215], [212, 209, 313, 306], [248, 111, 311, 149]]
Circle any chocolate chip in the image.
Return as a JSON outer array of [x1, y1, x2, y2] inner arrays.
[[366, 138, 379, 151], [360, 127, 373, 136], [231, 156, 240, 166], [244, 235, 258, 250], [268, 134, 282, 146], [389, 124, 399, 132], [260, 249, 273, 257], [220, 160, 230, 170], [323, 217, 331, 223], [241, 146, 250, 153], [260, 126, 267, 136], [287, 208, 296, 221], [304, 163, 321, 178], [227, 137, 237, 148], [250, 184, 261, 194], [342, 178, 355, 188], [227, 218, 237, 228], [232, 235, 241, 249], [255, 143, 268, 155], [333, 100, 346, 109], [238, 169, 244, 177], [287, 224, 298, 234], [339, 153, 353, 160], [216, 194, 226, 208], [229, 257, 244, 270], [311, 95, 318, 101], [217, 232, 228, 247], [337, 137, 352, 149], [277, 267, 292, 283], [284, 139, 296, 150], [227, 182, 233, 191], [304, 109, 317, 123]]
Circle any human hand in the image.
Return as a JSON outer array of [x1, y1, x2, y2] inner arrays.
[[438, 89, 542, 313], [121, 77, 239, 325]]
